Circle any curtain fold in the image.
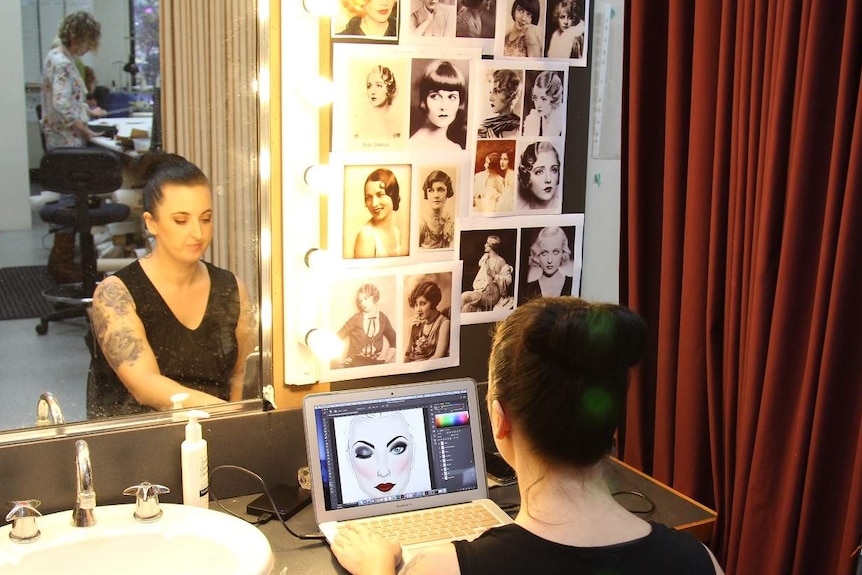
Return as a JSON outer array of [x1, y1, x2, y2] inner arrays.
[[623, 1, 862, 573], [160, 0, 258, 298]]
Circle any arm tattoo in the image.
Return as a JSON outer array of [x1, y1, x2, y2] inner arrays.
[[99, 282, 136, 316], [103, 326, 145, 370]]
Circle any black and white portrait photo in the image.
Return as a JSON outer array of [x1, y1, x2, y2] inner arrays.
[[516, 225, 576, 305], [402, 272, 454, 363], [347, 60, 410, 149], [459, 228, 517, 317], [515, 139, 563, 213], [521, 69, 565, 137], [417, 166, 458, 250], [409, 58, 471, 151], [409, 0, 457, 37]]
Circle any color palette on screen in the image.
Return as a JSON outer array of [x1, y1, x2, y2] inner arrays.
[[435, 411, 470, 428]]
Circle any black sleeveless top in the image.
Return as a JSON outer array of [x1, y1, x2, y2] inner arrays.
[[452, 522, 715, 575], [88, 260, 240, 417]]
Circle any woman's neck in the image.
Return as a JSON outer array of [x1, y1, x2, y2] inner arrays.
[[142, 251, 204, 288], [361, 15, 389, 36]]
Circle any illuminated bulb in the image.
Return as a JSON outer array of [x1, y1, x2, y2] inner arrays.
[[303, 164, 334, 194], [305, 329, 344, 360], [302, 0, 337, 17], [299, 77, 334, 107]]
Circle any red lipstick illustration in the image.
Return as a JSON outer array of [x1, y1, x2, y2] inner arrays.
[[375, 483, 395, 493]]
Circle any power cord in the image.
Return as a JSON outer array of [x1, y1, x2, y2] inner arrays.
[[209, 464, 326, 540], [611, 490, 656, 516]]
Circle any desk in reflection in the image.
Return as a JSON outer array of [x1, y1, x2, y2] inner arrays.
[[88, 117, 154, 157]]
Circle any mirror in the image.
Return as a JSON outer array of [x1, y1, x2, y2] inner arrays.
[[0, 0, 270, 440]]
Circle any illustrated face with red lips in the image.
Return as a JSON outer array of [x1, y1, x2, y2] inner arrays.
[[347, 413, 415, 499]]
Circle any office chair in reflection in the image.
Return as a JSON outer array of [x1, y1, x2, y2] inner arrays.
[[36, 148, 130, 335]]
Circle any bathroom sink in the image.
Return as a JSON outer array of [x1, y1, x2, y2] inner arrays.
[[0, 503, 273, 575]]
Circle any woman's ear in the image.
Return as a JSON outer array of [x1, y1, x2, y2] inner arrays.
[[490, 399, 511, 440], [141, 211, 155, 235]]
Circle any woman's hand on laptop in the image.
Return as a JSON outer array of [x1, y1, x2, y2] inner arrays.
[[332, 525, 402, 575]]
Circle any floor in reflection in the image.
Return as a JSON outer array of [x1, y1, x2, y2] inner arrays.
[[0, 211, 89, 431]]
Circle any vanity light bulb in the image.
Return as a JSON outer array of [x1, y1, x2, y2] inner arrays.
[[301, 0, 337, 17], [299, 77, 334, 108], [305, 329, 344, 360], [304, 248, 334, 270], [303, 165, 333, 194]]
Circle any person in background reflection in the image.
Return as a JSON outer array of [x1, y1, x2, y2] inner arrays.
[[89, 154, 256, 417], [333, 283, 397, 368], [331, 297, 725, 575], [83, 65, 109, 115], [40, 11, 103, 150]]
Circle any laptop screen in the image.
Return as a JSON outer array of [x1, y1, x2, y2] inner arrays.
[[310, 384, 482, 513]]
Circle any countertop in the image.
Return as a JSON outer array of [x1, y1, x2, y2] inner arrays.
[[212, 457, 717, 575]]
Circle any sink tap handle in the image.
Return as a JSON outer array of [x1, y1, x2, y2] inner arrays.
[[123, 481, 170, 522], [5, 499, 42, 542]]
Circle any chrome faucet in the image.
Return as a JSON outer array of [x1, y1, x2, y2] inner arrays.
[[35, 391, 65, 426], [72, 440, 96, 527]]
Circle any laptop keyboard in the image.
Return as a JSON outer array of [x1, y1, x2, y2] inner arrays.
[[349, 501, 504, 546]]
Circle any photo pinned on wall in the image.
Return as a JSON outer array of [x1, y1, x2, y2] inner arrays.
[[325, 273, 400, 380], [493, 0, 590, 65], [471, 140, 517, 215], [320, 261, 463, 381], [328, 156, 412, 265], [514, 138, 564, 214], [400, 0, 497, 55], [457, 212, 584, 324], [515, 214, 584, 305], [332, 46, 412, 152], [412, 158, 467, 254], [408, 57, 474, 152], [495, 0, 546, 58], [402, 270, 459, 370], [467, 61, 568, 217], [456, 226, 518, 325], [474, 67, 525, 140], [333, 408, 432, 506], [332, 0, 400, 41], [542, 0, 589, 64]]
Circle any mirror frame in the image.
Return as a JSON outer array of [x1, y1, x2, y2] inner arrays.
[[0, 0, 277, 445]]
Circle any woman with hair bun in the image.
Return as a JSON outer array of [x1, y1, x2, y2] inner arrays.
[[332, 297, 725, 575]]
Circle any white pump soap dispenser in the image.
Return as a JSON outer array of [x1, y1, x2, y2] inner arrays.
[[181, 410, 210, 508]]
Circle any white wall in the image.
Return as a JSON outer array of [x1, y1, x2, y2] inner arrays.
[[580, 0, 624, 303], [1, 2, 33, 231]]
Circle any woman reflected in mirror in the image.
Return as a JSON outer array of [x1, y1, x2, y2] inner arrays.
[[88, 154, 256, 416]]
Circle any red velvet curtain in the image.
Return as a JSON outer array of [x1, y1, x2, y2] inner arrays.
[[621, 1, 862, 573]]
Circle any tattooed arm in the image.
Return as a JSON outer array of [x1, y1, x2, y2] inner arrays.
[[229, 274, 257, 402], [91, 276, 226, 409]]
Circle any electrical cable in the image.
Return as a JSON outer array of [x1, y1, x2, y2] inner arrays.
[[209, 464, 326, 540], [611, 490, 656, 516]]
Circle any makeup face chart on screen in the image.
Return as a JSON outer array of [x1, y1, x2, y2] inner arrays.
[[316, 389, 478, 511]]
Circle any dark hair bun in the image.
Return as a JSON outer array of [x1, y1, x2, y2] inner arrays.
[[522, 298, 647, 374]]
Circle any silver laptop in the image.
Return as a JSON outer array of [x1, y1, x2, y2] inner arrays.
[[302, 378, 513, 556]]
